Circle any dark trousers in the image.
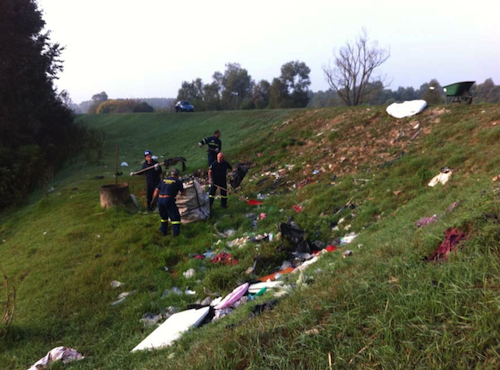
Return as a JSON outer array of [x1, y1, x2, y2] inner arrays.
[[209, 181, 228, 208], [207, 152, 217, 167], [158, 198, 181, 236], [146, 181, 159, 210]]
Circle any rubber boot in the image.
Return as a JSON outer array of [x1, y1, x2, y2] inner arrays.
[[159, 222, 168, 236]]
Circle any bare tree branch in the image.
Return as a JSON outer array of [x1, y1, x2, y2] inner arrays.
[[323, 29, 390, 106]]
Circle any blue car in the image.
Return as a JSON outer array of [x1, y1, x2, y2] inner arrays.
[[175, 100, 195, 112]]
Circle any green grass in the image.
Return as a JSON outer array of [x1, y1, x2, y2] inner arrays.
[[2, 106, 500, 369]]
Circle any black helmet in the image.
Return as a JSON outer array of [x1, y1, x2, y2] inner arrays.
[[171, 168, 180, 176]]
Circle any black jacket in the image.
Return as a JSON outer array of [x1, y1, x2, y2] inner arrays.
[[141, 160, 162, 185]]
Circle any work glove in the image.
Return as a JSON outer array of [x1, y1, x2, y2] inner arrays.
[[198, 142, 203, 147], [130, 172, 136, 177], [215, 147, 220, 153], [154, 163, 160, 170]]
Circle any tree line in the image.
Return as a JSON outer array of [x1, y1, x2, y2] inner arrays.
[[0, 0, 82, 211], [77, 28, 500, 115]]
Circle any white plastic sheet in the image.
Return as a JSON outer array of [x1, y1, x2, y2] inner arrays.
[[386, 100, 427, 119]]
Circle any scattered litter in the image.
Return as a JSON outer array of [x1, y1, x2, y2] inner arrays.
[[161, 287, 183, 298], [248, 281, 283, 294], [446, 201, 460, 213], [493, 175, 500, 182], [96, 234, 102, 239], [426, 228, 467, 262], [416, 214, 439, 228], [292, 205, 303, 213], [218, 229, 235, 238], [131, 307, 210, 352], [163, 266, 169, 272], [251, 233, 269, 242], [297, 178, 313, 189], [112, 291, 136, 307], [152, 155, 158, 160], [312, 170, 320, 175], [325, 245, 336, 252], [140, 313, 163, 327], [121, 162, 129, 167], [250, 300, 277, 318], [203, 251, 216, 259], [211, 252, 238, 265], [285, 164, 295, 170], [279, 221, 310, 253], [257, 193, 269, 200], [342, 250, 353, 258], [280, 260, 292, 270], [110, 280, 125, 289], [214, 308, 233, 321], [227, 237, 250, 248], [311, 240, 326, 250], [293, 256, 320, 272], [393, 190, 403, 196], [340, 232, 357, 245], [245, 260, 258, 274], [215, 283, 249, 310], [210, 297, 223, 307], [191, 254, 205, 260], [183, 268, 196, 279], [428, 167, 452, 187], [258, 267, 295, 282], [27, 347, 84, 370], [233, 296, 249, 308], [185, 289, 196, 295], [43, 231, 48, 236], [386, 100, 427, 119], [200, 297, 213, 306], [230, 162, 251, 189]]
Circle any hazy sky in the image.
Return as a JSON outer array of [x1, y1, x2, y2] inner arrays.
[[37, 0, 500, 104]]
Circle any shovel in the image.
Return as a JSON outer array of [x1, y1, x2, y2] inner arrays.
[[213, 184, 263, 206]]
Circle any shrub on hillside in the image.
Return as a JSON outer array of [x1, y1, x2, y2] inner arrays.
[[96, 99, 155, 114]]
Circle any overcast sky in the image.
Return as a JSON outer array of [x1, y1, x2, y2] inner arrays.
[[37, 0, 500, 104]]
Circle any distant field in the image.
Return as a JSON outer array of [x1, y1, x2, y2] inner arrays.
[[2, 105, 500, 369]]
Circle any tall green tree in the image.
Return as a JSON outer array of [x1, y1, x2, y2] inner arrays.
[[219, 63, 254, 110], [0, 0, 78, 209], [252, 80, 271, 109], [269, 61, 311, 108]]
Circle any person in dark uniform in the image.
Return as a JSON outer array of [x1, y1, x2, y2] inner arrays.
[[208, 152, 232, 209], [152, 168, 186, 236], [199, 130, 221, 166], [131, 150, 162, 211]]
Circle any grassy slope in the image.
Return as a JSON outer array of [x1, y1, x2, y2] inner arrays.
[[2, 106, 500, 369]]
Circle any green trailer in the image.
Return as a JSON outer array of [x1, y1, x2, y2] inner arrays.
[[443, 81, 475, 104]]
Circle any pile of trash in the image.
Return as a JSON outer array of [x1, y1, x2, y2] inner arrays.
[[124, 219, 356, 353]]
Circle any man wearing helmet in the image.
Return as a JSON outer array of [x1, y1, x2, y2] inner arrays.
[[152, 168, 186, 236]]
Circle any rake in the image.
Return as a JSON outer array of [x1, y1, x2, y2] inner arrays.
[[213, 184, 263, 206]]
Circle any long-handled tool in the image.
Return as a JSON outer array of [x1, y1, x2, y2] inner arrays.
[[131, 163, 158, 176], [213, 184, 263, 206]]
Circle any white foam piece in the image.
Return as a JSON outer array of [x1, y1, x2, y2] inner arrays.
[[131, 307, 210, 352]]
